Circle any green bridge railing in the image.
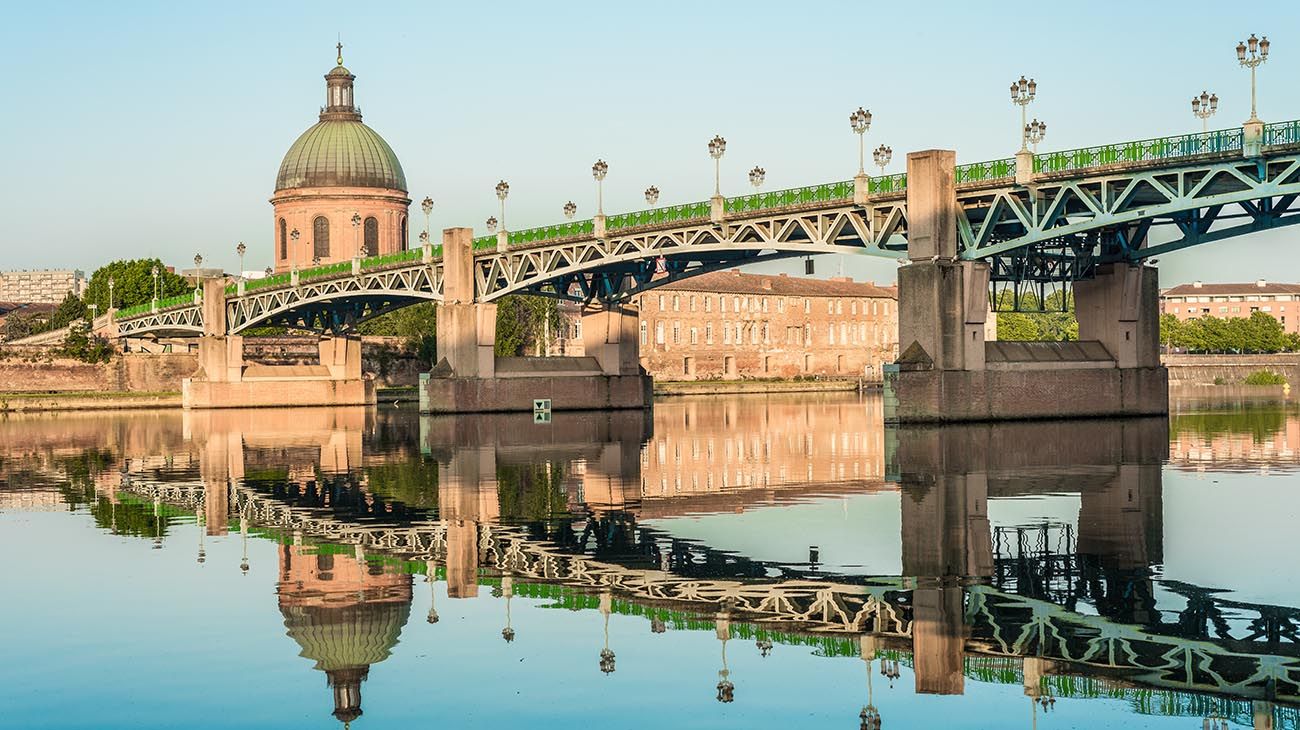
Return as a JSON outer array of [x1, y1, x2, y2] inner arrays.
[[1035, 127, 1244, 174]]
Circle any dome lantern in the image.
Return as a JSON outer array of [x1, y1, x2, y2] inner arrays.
[[323, 42, 361, 122]]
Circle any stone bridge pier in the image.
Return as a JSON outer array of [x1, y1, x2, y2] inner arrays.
[[184, 279, 375, 409], [886, 150, 1168, 422], [420, 227, 652, 413]]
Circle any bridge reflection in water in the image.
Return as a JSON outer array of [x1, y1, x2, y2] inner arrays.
[[8, 398, 1299, 729]]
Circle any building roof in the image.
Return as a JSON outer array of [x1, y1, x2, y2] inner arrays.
[[276, 120, 407, 192], [1161, 281, 1300, 297], [653, 270, 896, 299]]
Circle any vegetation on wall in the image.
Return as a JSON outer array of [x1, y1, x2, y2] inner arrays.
[[85, 258, 192, 314], [993, 291, 1078, 342], [494, 296, 563, 357]]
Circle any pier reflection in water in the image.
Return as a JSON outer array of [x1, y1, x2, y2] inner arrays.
[[1, 394, 1298, 729]]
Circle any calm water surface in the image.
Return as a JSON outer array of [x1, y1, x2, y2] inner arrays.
[[2, 391, 1298, 729]]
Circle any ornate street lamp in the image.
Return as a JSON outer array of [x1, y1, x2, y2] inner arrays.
[[501, 575, 516, 643], [1236, 34, 1270, 123], [563, 201, 577, 220], [239, 510, 250, 575], [716, 632, 734, 703], [592, 159, 609, 216], [290, 228, 300, 271], [1024, 118, 1047, 153], [645, 185, 660, 206], [351, 212, 362, 258], [419, 230, 429, 244], [421, 196, 434, 241], [425, 558, 440, 624], [193, 254, 203, 293], [236, 241, 246, 279], [107, 276, 115, 310], [708, 135, 727, 197], [756, 638, 773, 657], [873, 144, 893, 175], [486, 216, 498, 234], [1010, 75, 1038, 151], [151, 265, 160, 303], [599, 591, 616, 674], [850, 107, 872, 175], [748, 166, 766, 190], [1192, 91, 1219, 132], [495, 180, 510, 231]]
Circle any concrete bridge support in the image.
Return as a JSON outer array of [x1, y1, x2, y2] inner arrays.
[[183, 279, 375, 409], [886, 150, 1168, 422], [420, 227, 652, 413], [438, 443, 500, 599]]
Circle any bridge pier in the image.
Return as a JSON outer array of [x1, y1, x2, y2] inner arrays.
[[420, 227, 652, 413], [183, 279, 375, 409], [886, 150, 1168, 422]]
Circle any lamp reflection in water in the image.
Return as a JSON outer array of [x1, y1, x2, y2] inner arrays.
[[715, 607, 735, 703], [501, 575, 516, 643], [599, 591, 616, 674], [859, 636, 881, 730], [425, 558, 439, 624]]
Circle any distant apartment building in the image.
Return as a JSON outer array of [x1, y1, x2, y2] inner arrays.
[[555, 271, 898, 380], [0, 270, 85, 304], [1160, 280, 1300, 334]]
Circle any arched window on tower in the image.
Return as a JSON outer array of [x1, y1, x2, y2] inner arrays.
[[313, 216, 330, 259], [279, 218, 287, 260], [363, 217, 379, 257], [399, 215, 408, 251]]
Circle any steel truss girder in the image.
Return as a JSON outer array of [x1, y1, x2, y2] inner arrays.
[[115, 304, 204, 338], [473, 203, 908, 303], [960, 153, 1300, 259]]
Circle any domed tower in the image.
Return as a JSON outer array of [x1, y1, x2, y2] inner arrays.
[[271, 45, 411, 272]]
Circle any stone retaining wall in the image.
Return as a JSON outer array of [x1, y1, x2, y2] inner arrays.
[[1163, 353, 1300, 385]]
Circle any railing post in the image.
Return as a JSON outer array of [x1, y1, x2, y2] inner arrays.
[[710, 194, 726, 224], [421, 241, 433, 264], [291, 269, 300, 287], [1014, 150, 1034, 186], [151, 297, 158, 314], [351, 256, 361, 277], [496, 230, 509, 253], [236, 279, 246, 296], [593, 213, 607, 240], [1243, 119, 1265, 157], [853, 173, 871, 205]]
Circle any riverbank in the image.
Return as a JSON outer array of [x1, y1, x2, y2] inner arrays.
[[653, 378, 870, 396], [0, 391, 182, 412]]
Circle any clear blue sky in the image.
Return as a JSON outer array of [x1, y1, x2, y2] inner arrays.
[[2, 0, 1298, 286]]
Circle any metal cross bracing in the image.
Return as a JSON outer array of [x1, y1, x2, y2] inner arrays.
[[472, 198, 909, 305], [125, 476, 1300, 706], [223, 263, 443, 333]]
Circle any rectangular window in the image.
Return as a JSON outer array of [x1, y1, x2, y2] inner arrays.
[[851, 301, 857, 315], [762, 297, 769, 313], [736, 323, 743, 343], [777, 298, 785, 314], [762, 322, 769, 343], [705, 296, 712, 313], [690, 327, 698, 345], [804, 298, 811, 314], [706, 322, 713, 344], [721, 296, 727, 313], [673, 295, 680, 311], [827, 300, 834, 314], [836, 301, 843, 315], [672, 321, 681, 344], [734, 296, 742, 312], [658, 295, 665, 310], [655, 321, 665, 344], [689, 296, 696, 312]]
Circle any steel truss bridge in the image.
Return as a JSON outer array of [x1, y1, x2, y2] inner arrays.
[[114, 120, 1300, 337], [125, 477, 1300, 710]]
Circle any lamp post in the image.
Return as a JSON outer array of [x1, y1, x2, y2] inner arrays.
[[351, 212, 361, 259], [598, 591, 616, 674], [151, 265, 160, 304], [1192, 91, 1219, 132], [107, 276, 115, 311], [1010, 75, 1038, 151], [708, 135, 726, 196], [1024, 118, 1047, 153], [563, 201, 577, 219], [873, 145, 893, 175], [421, 196, 434, 242], [193, 254, 203, 294], [592, 159, 608, 216], [290, 228, 300, 271], [748, 166, 766, 190], [1236, 34, 1270, 124], [236, 241, 246, 279], [486, 216, 498, 234], [850, 107, 872, 175], [645, 186, 660, 206], [495, 180, 509, 230]]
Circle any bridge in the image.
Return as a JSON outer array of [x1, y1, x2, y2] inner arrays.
[[108, 119, 1300, 415]]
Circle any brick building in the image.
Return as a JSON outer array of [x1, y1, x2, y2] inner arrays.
[[1160, 280, 1300, 334], [0, 270, 85, 304], [551, 271, 898, 380]]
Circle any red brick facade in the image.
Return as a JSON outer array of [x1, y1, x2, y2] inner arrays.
[[558, 271, 898, 380], [1160, 280, 1300, 334]]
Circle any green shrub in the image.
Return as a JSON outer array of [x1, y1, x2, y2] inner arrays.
[[1212, 376, 1226, 385], [60, 327, 114, 363], [1244, 370, 1287, 386]]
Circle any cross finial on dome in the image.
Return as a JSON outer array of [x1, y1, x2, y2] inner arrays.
[[336, 38, 343, 66]]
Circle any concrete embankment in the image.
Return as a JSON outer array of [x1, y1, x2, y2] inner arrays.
[[653, 379, 871, 396], [1164, 353, 1300, 385]]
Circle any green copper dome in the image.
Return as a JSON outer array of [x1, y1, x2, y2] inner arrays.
[[275, 120, 407, 192]]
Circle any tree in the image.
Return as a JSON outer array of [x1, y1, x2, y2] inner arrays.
[[84, 258, 191, 313], [1, 311, 43, 341], [494, 296, 562, 356], [1159, 314, 1182, 350], [358, 302, 438, 365], [47, 292, 89, 331]]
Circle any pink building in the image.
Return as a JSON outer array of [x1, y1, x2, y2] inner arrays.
[[1160, 280, 1300, 334]]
